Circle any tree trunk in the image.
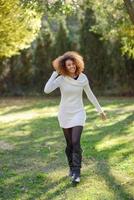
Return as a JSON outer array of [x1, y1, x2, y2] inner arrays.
[[123, 0, 134, 24]]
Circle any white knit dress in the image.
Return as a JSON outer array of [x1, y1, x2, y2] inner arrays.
[[44, 71, 104, 128]]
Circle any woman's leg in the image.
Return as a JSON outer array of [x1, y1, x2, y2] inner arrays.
[[71, 125, 83, 176], [62, 127, 73, 170]]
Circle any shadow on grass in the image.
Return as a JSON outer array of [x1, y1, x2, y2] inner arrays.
[[0, 171, 71, 200], [0, 97, 60, 116], [0, 114, 70, 199], [82, 112, 134, 200]]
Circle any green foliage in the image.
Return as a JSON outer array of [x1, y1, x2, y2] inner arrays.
[[120, 25, 134, 58], [0, 0, 79, 59], [0, 0, 43, 58], [33, 20, 54, 91], [85, 0, 134, 58], [53, 19, 72, 57], [21, 0, 80, 17], [79, 7, 108, 89], [0, 0, 133, 96], [44, 0, 75, 16]]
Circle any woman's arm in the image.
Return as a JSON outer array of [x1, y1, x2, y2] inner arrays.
[[83, 79, 104, 114], [44, 71, 62, 94]]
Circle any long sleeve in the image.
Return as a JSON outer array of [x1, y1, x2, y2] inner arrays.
[[83, 79, 104, 113], [44, 71, 62, 94]]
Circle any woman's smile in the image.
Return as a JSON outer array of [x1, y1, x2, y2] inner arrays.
[[65, 59, 76, 75], [69, 67, 76, 72]]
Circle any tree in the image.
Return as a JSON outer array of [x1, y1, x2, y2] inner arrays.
[[87, 0, 134, 58], [53, 19, 72, 57], [33, 20, 54, 91], [79, 7, 107, 90], [0, 0, 43, 58], [123, 0, 134, 24], [0, 0, 78, 59]]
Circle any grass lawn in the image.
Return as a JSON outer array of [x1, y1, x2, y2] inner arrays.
[[0, 96, 134, 200]]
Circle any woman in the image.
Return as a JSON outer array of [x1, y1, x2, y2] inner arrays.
[[44, 51, 107, 184]]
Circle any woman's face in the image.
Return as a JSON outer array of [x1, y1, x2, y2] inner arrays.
[[65, 59, 76, 74]]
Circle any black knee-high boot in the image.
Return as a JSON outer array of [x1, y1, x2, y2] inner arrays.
[[62, 128, 73, 170], [65, 145, 73, 169], [72, 145, 83, 176], [71, 126, 83, 177]]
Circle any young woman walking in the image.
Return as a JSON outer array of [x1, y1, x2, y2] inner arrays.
[[44, 51, 107, 184]]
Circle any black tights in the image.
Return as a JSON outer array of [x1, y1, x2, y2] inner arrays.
[[62, 126, 83, 173]]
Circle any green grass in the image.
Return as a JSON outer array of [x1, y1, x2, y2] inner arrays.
[[0, 96, 134, 200]]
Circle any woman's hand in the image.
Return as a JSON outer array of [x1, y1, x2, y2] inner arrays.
[[52, 60, 58, 71], [100, 112, 107, 121], [52, 56, 63, 74]]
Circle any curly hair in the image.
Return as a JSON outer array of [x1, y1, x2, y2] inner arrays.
[[52, 51, 85, 76]]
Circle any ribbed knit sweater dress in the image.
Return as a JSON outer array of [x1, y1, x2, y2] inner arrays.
[[44, 71, 104, 128]]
